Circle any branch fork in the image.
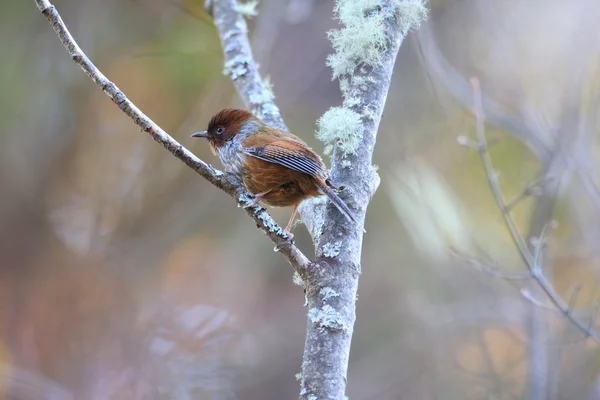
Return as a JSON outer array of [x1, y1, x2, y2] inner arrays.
[[34, 0, 416, 398], [464, 77, 600, 342]]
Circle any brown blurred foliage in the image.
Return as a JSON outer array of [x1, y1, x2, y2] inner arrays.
[[2, 0, 600, 398]]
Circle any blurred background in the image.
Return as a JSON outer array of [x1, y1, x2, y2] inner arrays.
[[2, 0, 600, 398]]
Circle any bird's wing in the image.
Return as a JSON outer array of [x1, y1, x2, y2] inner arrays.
[[243, 139, 326, 178]]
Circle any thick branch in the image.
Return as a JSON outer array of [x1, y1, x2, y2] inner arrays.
[[34, 0, 311, 273], [299, 2, 424, 399]]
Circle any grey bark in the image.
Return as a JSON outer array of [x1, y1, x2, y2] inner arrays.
[[298, 4, 414, 398]]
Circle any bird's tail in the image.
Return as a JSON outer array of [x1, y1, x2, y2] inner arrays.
[[316, 180, 358, 225]]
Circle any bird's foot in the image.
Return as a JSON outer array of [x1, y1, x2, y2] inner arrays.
[[243, 196, 261, 209], [284, 230, 295, 241]]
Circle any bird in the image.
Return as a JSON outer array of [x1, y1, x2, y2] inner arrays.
[[191, 108, 357, 235]]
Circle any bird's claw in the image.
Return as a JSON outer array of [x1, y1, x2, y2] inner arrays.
[[243, 195, 261, 209]]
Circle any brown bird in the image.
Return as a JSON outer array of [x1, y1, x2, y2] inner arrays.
[[191, 108, 357, 235]]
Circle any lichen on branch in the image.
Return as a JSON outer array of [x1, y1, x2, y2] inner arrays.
[[318, 0, 428, 160], [327, 0, 428, 79], [234, 0, 259, 17], [316, 107, 364, 156]]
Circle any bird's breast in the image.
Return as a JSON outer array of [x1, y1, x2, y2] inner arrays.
[[217, 141, 247, 178]]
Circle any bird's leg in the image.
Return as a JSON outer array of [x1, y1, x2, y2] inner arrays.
[[243, 189, 273, 208], [284, 202, 300, 239]]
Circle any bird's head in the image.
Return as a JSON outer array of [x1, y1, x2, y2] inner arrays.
[[191, 108, 259, 152]]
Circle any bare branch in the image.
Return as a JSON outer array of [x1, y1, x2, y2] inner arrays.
[[505, 177, 548, 211], [33, 0, 311, 273], [468, 77, 600, 341], [205, 0, 287, 131], [450, 248, 531, 281]]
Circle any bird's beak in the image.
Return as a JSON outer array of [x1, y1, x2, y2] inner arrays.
[[191, 131, 208, 138]]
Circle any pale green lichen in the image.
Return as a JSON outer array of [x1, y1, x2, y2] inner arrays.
[[308, 396, 318, 400], [343, 96, 360, 108], [240, 198, 288, 238], [320, 287, 340, 301], [395, 0, 429, 33], [326, 0, 428, 79], [234, 0, 259, 17], [308, 305, 347, 331], [295, 373, 303, 381], [316, 107, 363, 156], [256, 210, 287, 237], [322, 241, 342, 258], [339, 78, 350, 96], [327, 0, 388, 79]]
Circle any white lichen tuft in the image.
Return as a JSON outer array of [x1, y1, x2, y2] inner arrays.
[[308, 305, 347, 331], [295, 372, 303, 381], [394, 0, 429, 33], [308, 396, 318, 400], [316, 107, 363, 156], [234, 0, 259, 17], [327, 0, 388, 79], [320, 287, 340, 301], [214, 169, 224, 177], [322, 241, 342, 258]]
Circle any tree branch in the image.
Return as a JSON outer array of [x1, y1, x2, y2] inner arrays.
[[205, 0, 287, 131], [468, 77, 600, 341], [298, 2, 428, 399], [33, 0, 311, 274]]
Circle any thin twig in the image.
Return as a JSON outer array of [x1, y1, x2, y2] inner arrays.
[[470, 77, 600, 341], [567, 285, 582, 314], [505, 176, 547, 211], [450, 248, 531, 280], [34, 0, 311, 274]]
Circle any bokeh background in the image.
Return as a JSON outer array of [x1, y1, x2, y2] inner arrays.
[[2, 0, 600, 398]]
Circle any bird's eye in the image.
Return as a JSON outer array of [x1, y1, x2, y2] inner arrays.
[[216, 127, 224, 134]]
